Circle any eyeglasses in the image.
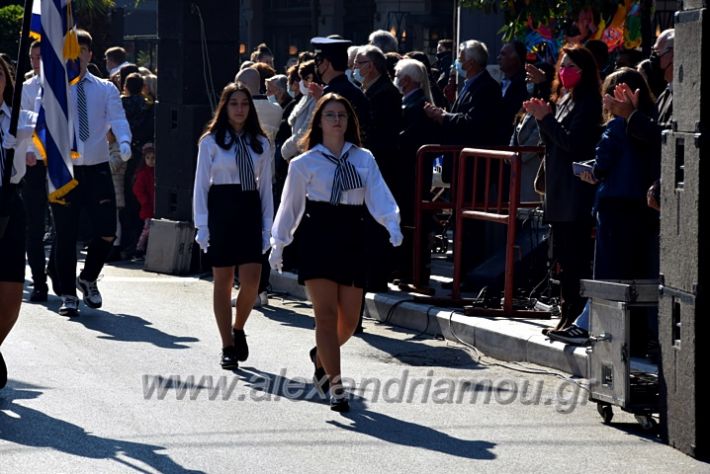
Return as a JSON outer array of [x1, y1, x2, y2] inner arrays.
[[323, 112, 348, 122], [355, 60, 371, 66]]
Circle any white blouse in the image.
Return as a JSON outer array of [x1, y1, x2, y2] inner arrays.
[[1, 102, 37, 184], [192, 132, 274, 238], [271, 142, 400, 251]]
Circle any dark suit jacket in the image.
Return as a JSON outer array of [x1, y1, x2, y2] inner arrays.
[[364, 74, 402, 187], [443, 69, 504, 147], [398, 88, 441, 221], [537, 92, 602, 223]]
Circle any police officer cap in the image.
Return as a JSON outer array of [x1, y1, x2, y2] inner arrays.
[[311, 36, 352, 62]]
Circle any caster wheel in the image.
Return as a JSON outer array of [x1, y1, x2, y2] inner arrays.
[[634, 414, 657, 431], [597, 403, 614, 424]]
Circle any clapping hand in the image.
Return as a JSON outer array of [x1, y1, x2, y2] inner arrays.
[[522, 98, 552, 121]]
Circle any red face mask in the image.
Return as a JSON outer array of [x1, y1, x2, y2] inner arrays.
[[559, 66, 582, 89]]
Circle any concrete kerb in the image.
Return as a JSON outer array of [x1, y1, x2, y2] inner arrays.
[[269, 272, 589, 377]]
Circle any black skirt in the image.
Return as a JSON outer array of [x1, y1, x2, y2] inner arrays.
[[0, 185, 26, 283], [298, 199, 367, 288], [207, 184, 262, 267]]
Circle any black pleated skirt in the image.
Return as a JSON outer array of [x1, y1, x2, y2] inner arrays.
[[298, 199, 367, 288], [207, 184, 262, 267]]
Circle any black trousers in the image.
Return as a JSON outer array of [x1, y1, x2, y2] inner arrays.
[[49, 163, 116, 297], [22, 162, 48, 288], [550, 220, 594, 324]]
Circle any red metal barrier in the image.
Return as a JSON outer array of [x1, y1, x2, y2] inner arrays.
[[452, 146, 548, 317], [412, 145, 465, 290]]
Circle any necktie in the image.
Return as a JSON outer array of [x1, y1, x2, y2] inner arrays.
[[320, 150, 363, 205], [235, 134, 256, 191], [77, 79, 90, 141]]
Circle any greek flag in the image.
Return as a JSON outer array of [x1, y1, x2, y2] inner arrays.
[[31, 0, 81, 203]]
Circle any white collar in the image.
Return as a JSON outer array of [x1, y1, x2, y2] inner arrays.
[[0, 101, 10, 117], [313, 142, 355, 159]]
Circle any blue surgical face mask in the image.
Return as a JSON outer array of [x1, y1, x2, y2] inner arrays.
[[288, 88, 297, 99], [267, 95, 279, 105], [454, 59, 466, 77], [345, 69, 356, 84], [352, 68, 364, 84], [393, 76, 404, 93], [299, 80, 310, 96]]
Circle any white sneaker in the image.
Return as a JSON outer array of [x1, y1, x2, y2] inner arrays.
[[254, 291, 268, 308], [76, 276, 102, 309]]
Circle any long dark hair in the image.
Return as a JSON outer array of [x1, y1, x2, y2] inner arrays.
[[300, 93, 362, 151], [202, 82, 265, 154], [0, 56, 14, 106], [601, 67, 656, 122], [551, 45, 600, 103]]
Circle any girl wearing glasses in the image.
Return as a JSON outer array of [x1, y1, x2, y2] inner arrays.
[[270, 93, 402, 412]]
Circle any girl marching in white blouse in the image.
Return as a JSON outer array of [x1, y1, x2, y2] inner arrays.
[[193, 82, 273, 370], [270, 93, 402, 412]]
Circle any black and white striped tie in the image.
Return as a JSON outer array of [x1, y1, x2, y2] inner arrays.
[[235, 135, 256, 191], [77, 79, 90, 142], [320, 151, 363, 205]]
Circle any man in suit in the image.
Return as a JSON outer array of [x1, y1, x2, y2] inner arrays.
[[424, 39, 503, 147], [424, 39, 506, 290], [497, 40, 529, 145]]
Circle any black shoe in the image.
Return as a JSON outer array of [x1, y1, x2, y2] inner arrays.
[[548, 325, 590, 345], [29, 285, 48, 302], [309, 346, 329, 397], [221, 346, 239, 370], [330, 388, 350, 412], [1, 350, 7, 389], [232, 328, 249, 362], [58, 295, 80, 317]]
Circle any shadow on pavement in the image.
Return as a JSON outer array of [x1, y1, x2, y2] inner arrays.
[[67, 309, 199, 349], [357, 324, 485, 370], [234, 366, 339, 406], [327, 397, 496, 460], [0, 382, 203, 473]]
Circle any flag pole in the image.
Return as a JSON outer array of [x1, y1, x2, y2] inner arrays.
[[0, 0, 34, 238]]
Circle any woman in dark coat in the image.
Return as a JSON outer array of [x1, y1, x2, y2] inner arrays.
[[524, 46, 602, 331]]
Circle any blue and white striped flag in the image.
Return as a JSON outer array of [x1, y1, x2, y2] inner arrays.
[[31, 0, 81, 203]]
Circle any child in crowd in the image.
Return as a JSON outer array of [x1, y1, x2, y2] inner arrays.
[[132, 142, 155, 256]]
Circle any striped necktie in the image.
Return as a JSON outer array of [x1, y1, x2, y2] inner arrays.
[[320, 150, 363, 205], [235, 134, 256, 191], [77, 78, 90, 141]]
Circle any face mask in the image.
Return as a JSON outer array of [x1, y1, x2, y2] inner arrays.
[[454, 59, 466, 77], [436, 52, 450, 62], [267, 95, 279, 105], [559, 66, 582, 89], [526, 82, 535, 96], [288, 88, 297, 99], [299, 80, 310, 96], [345, 69, 356, 84], [352, 68, 364, 84], [393, 76, 404, 94]]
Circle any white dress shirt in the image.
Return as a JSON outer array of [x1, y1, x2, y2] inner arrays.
[[18, 74, 41, 159], [271, 142, 400, 251], [70, 72, 131, 166], [1, 102, 38, 184], [193, 132, 274, 239]]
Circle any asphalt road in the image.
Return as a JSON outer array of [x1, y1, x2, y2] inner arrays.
[[1, 261, 708, 473]]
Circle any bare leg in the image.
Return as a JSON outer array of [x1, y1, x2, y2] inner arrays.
[[337, 284, 363, 345], [212, 266, 235, 347], [234, 263, 261, 330], [0, 282, 23, 346], [306, 279, 341, 387]]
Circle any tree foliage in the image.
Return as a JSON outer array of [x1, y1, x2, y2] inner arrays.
[[0, 4, 24, 57]]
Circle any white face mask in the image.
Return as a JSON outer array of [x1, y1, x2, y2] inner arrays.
[[299, 80, 310, 96], [267, 95, 279, 105], [288, 88, 297, 99], [393, 76, 404, 93]]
